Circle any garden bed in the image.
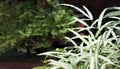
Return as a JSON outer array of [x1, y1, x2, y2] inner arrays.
[[0, 56, 47, 69], [0, 62, 44, 69]]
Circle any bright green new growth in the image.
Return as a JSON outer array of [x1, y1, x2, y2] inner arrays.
[[37, 4, 120, 69]]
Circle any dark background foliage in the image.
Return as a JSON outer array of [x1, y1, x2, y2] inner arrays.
[[0, 0, 75, 56]]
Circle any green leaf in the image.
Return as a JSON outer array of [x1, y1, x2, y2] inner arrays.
[[105, 11, 120, 17]]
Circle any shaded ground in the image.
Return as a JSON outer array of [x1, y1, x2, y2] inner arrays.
[[0, 56, 47, 69], [0, 62, 44, 69]]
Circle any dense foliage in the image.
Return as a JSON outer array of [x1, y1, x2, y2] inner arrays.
[[0, 0, 75, 55], [37, 4, 120, 69]]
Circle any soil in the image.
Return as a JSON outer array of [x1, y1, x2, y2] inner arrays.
[[0, 62, 44, 69], [0, 62, 47, 69], [0, 56, 47, 69]]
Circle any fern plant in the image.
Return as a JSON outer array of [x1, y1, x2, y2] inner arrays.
[[37, 4, 120, 69]]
